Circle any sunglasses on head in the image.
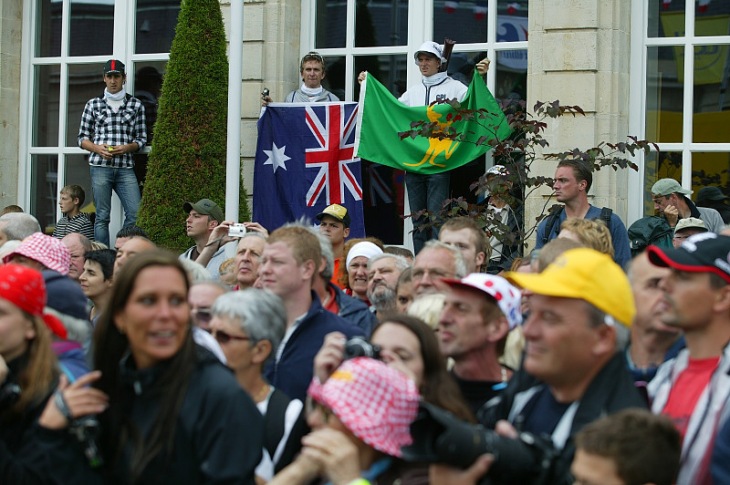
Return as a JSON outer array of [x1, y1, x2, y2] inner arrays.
[[211, 329, 250, 345]]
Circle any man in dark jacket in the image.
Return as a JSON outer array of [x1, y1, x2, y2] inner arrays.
[[430, 248, 646, 485], [260, 224, 364, 400], [697, 186, 730, 224]]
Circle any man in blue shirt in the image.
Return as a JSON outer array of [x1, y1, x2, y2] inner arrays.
[[535, 159, 631, 267]]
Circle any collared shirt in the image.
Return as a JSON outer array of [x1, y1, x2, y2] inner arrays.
[[78, 95, 147, 168]]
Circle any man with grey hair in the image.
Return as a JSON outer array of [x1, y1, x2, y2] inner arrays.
[[0, 212, 42, 247], [366, 253, 410, 315], [411, 240, 467, 297], [235, 232, 267, 290], [62, 232, 92, 281], [310, 229, 375, 335], [651, 178, 724, 234]]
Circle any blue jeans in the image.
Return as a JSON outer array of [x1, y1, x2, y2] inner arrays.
[[406, 172, 450, 254], [90, 166, 141, 246]]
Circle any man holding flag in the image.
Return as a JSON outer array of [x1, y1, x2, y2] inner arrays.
[[356, 42, 505, 253]]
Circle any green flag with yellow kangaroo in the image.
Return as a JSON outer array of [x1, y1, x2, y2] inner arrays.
[[355, 71, 512, 175]]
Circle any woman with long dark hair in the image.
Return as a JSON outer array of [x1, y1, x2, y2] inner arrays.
[[39, 250, 263, 483]]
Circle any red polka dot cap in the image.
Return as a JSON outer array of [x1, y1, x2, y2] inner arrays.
[[307, 357, 420, 458], [441, 273, 523, 329], [0, 264, 67, 339]]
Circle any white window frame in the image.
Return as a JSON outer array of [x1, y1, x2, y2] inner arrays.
[[628, 1, 730, 224], [19, 0, 171, 227], [301, 0, 528, 246]]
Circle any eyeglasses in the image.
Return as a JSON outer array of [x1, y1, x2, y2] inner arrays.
[[652, 195, 668, 204], [305, 396, 332, 423], [300, 51, 325, 70], [191, 308, 212, 325], [411, 267, 454, 281], [211, 329, 250, 345]]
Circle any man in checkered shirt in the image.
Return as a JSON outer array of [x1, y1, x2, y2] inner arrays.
[[78, 59, 147, 246]]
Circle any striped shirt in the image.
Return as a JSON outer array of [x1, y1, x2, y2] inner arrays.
[[77, 95, 147, 169], [52, 213, 95, 240]]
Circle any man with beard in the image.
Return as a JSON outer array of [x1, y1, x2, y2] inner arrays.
[[366, 253, 410, 315]]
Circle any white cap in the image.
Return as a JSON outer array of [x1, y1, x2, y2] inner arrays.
[[486, 165, 509, 176], [346, 241, 384, 268], [413, 42, 446, 66]]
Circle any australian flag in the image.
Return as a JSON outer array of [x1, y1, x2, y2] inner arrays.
[[253, 102, 365, 237]]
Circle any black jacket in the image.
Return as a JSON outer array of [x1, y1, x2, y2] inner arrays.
[[477, 352, 647, 485], [0, 356, 58, 484], [40, 346, 263, 484]]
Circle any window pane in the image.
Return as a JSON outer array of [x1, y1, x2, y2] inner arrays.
[[353, 54, 408, 100], [647, 0, 684, 38], [69, 0, 114, 56], [33, 65, 60, 147], [695, 3, 730, 36], [35, 0, 62, 57], [496, 0, 528, 43], [65, 155, 93, 209], [135, 0, 181, 54], [355, 0, 408, 47], [131, 62, 166, 143], [30, 155, 59, 232], [643, 151, 684, 216], [693, 44, 730, 143], [645, 46, 683, 143], [315, 0, 346, 48], [434, 1, 488, 44], [495, 49, 528, 100], [67, 63, 105, 146], [692, 152, 730, 197]]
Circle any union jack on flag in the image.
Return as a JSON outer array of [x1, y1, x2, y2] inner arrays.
[[253, 102, 365, 237]]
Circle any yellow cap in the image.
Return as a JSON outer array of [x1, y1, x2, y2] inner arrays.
[[504, 248, 635, 327], [316, 204, 350, 227]]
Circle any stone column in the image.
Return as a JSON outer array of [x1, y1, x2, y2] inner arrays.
[[525, 0, 632, 249], [0, 0, 23, 208]]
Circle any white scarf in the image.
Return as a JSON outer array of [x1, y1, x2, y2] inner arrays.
[[300, 84, 323, 96], [422, 72, 448, 87], [104, 87, 127, 101]]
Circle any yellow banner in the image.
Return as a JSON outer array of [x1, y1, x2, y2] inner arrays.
[[660, 13, 730, 85]]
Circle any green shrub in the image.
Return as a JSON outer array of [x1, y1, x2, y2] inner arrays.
[[137, 0, 249, 252]]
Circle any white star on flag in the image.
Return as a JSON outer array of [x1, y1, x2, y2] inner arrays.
[[263, 143, 290, 172]]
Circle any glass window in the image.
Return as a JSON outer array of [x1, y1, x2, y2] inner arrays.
[[353, 54, 408, 100], [496, 0, 528, 43], [692, 152, 730, 194], [135, 0, 181, 54], [695, 2, 730, 36], [315, 0, 347, 48], [67, 63, 105, 146], [692, 44, 730, 143], [131, 61, 167, 143], [495, 49, 527, 100], [35, 0, 62, 57], [65, 154, 93, 207], [32, 65, 61, 147], [30, 155, 59, 232], [355, 0, 408, 47], [645, 46, 683, 143], [434, 1, 488, 44], [69, 0, 114, 56], [647, 0, 684, 38]]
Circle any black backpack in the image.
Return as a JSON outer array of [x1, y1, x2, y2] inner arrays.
[[541, 206, 613, 245], [627, 216, 674, 256]]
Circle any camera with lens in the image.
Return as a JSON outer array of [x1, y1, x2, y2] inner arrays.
[[69, 416, 104, 468], [343, 336, 381, 360], [401, 401, 557, 485]]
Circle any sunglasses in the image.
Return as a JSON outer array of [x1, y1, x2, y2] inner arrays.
[[211, 329, 250, 345]]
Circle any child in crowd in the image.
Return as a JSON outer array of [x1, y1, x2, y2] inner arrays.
[[52, 184, 94, 240]]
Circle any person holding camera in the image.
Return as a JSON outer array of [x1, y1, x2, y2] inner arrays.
[[180, 198, 237, 281], [422, 248, 646, 485]]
